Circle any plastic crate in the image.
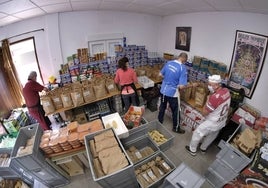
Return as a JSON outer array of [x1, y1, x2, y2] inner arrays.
[[31, 162, 70, 187], [123, 135, 159, 164], [101, 112, 129, 139], [11, 124, 45, 171], [162, 162, 205, 188], [208, 159, 238, 182], [22, 170, 35, 186], [147, 120, 175, 151], [0, 148, 21, 178], [123, 106, 145, 128], [122, 120, 174, 151], [217, 123, 256, 173], [84, 128, 138, 188], [138, 76, 154, 89], [205, 159, 238, 188], [204, 168, 226, 188], [134, 151, 175, 188]]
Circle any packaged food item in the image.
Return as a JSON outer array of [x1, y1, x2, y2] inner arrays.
[[94, 129, 114, 143], [146, 169, 158, 182], [141, 171, 154, 184], [95, 136, 118, 153], [151, 165, 163, 178], [98, 146, 122, 159], [137, 174, 150, 187], [90, 140, 98, 158], [67, 121, 79, 133], [93, 158, 105, 178], [100, 152, 128, 175], [157, 159, 171, 173], [149, 130, 167, 145]]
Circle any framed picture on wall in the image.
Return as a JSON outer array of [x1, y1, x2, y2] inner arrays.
[[175, 27, 191, 51], [228, 30, 268, 98]]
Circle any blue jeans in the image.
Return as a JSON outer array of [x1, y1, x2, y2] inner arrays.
[[122, 93, 137, 112], [158, 94, 180, 130]]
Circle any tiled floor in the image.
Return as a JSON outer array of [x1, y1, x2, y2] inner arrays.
[[62, 109, 219, 188]]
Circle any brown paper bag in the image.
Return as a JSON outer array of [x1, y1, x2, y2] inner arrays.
[[70, 89, 84, 107], [49, 88, 63, 110], [195, 86, 207, 107], [180, 84, 192, 102], [41, 95, 55, 114], [93, 84, 107, 99], [105, 79, 118, 94], [61, 92, 73, 108], [82, 85, 96, 103]]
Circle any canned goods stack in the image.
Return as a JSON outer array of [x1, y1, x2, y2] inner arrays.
[[112, 95, 123, 114]]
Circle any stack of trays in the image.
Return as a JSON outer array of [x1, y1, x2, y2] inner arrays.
[[78, 131, 89, 145], [39, 141, 54, 155], [58, 136, 73, 151], [68, 132, 81, 149], [49, 138, 63, 153]]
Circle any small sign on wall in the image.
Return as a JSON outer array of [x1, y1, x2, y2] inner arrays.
[[175, 27, 192, 52]]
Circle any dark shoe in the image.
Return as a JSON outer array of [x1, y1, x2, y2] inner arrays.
[[200, 148, 207, 154], [185, 146, 196, 156], [172, 128, 185, 134]]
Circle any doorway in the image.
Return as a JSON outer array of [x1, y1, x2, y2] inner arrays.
[[9, 37, 43, 86]]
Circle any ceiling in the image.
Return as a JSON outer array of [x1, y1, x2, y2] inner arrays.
[[0, 0, 268, 27]]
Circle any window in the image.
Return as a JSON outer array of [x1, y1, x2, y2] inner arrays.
[[10, 37, 43, 86], [88, 33, 124, 57]]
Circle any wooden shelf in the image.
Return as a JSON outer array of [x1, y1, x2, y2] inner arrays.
[[45, 79, 162, 116], [45, 91, 120, 116], [47, 146, 86, 161]]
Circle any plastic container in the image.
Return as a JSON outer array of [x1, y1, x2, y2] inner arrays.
[[84, 128, 138, 188], [208, 159, 238, 181], [122, 120, 174, 151], [123, 135, 159, 164], [101, 112, 129, 139], [205, 159, 238, 188], [123, 106, 145, 128], [204, 168, 226, 188], [162, 162, 205, 188], [0, 148, 20, 178], [11, 123, 46, 171], [31, 161, 70, 187], [134, 151, 175, 188], [146, 121, 174, 151], [218, 123, 256, 173], [138, 76, 154, 89]]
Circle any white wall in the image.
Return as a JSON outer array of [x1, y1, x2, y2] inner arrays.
[[0, 11, 161, 82], [0, 10, 267, 115], [58, 11, 161, 59], [0, 15, 57, 82], [158, 12, 268, 116]]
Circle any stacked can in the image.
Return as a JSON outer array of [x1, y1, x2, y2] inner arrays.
[[112, 95, 123, 114]]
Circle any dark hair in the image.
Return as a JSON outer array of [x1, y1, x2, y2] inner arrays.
[[118, 57, 129, 71]]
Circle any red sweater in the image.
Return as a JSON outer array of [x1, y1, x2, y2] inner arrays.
[[23, 80, 44, 107], [114, 68, 137, 94]]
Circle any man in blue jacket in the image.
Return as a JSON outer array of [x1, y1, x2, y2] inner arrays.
[[158, 52, 188, 134]]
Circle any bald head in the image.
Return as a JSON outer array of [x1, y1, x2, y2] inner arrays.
[[178, 52, 188, 63], [28, 71, 37, 81]]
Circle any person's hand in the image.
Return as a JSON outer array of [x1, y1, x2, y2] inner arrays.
[[43, 87, 49, 92]]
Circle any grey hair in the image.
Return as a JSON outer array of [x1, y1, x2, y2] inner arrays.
[[178, 52, 188, 60], [28, 71, 37, 80]]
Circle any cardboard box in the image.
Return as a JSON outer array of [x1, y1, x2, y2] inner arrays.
[[75, 113, 88, 124], [59, 157, 84, 176]]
